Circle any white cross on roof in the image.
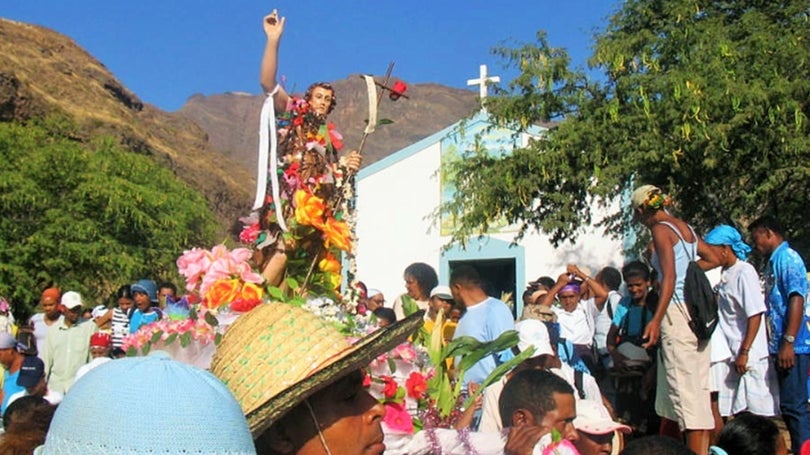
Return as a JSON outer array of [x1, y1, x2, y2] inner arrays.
[[467, 64, 501, 113]]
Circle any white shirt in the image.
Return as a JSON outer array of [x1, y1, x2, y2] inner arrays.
[[553, 301, 595, 346], [7, 389, 63, 407], [716, 261, 769, 360], [479, 363, 602, 433], [594, 291, 623, 352], [29, 313, 63, 361]]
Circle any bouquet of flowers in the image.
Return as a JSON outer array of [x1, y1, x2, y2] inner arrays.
[[122, 244, 267, 364]]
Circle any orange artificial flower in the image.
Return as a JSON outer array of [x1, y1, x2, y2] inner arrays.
[[204, 278, 241, 308], [293, 190, 326, 228], [240, 282, 265, 302], [318, 253, 341, 274], [321, 218, 352, 252]]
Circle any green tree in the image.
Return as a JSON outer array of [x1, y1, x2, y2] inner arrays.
[[0, 117, 219, 317], [443, 0, 810, 257]]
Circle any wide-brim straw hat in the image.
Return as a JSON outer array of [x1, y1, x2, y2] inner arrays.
[[211, 303, 424, 437]]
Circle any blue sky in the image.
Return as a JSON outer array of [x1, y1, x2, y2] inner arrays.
[[4, 1, 620, 112]]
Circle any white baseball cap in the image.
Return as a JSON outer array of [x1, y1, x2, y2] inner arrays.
[[515, 319, 554, 357]]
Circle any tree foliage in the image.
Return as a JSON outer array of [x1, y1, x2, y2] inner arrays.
[[443, 0, 810, 258], [0, 117, 219, 317]]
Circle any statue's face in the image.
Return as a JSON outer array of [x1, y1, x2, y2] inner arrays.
[[307, 86, 334, 116]]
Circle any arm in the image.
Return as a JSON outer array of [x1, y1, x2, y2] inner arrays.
[[539, 273, 569, 307], [568, 264, 608, 309], [94, 309, 113, 327], [643, 224, 676, 348], [696, 237, 721, 271], [606, 324, 626, 369], [735, 313, 762, 374], [260, 10, 290, 112], [778, 293, 804, 370]]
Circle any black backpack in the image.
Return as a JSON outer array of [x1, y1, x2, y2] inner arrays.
[[659, 222, 718, 341]]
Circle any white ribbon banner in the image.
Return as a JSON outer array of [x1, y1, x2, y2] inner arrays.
[[252, 86, 288, 232]]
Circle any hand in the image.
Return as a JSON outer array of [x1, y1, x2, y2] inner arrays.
[[504, 425, 547, 455], [566, 264, 585, 279], [734, 352, 749, 375], [467, 382, 483, 411], [778, 342, 795, 370], [343, 150, 362, 173], [263, 9, 286, 41], [556, 272, 570, 285], [610, 349, 627, 370], [642, 319, 661, 349]]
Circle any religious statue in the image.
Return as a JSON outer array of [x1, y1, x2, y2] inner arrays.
[[241, 9, 361, 298]]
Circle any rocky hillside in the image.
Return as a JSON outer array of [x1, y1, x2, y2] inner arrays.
[[0, 18, 254, 233], [0, 16, 481, 234], [178, 80, 480, 171]]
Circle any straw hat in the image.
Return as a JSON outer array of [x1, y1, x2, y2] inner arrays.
[[211, 303, 424, 437]]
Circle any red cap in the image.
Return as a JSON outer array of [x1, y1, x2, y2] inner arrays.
[[90, 332, 112, 349]]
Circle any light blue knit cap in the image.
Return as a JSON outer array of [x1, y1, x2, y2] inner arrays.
[[36, 352, 256, 454]]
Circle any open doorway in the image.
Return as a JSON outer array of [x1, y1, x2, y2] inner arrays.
[[448, 258, 517, 318]]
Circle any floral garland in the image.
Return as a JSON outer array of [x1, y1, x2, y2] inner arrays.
[[239, 96, 354, 303]]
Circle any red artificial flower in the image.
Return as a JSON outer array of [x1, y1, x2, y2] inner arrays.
[[405, 371, 427, 399], [382, 375, 398, 399], [389, 81, 407, 101], [327, 123, 344, 151], [239, 223, 261, 244], [362, 372, 372, 388]]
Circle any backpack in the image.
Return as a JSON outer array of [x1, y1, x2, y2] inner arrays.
[[659, 222, 718, 341]]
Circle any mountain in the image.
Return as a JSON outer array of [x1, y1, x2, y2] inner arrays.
[[178, 79, 480, 171], [1, 16, 481, 236], [0, 18, 254, 233]]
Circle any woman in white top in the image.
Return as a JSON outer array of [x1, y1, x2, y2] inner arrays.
[[704, 225, 779, 418]]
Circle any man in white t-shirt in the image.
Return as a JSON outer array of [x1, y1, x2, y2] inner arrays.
[[480, 319, 604, 433], [28, 288, 63, 360]]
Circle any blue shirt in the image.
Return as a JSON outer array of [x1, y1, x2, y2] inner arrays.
[[765, 241, 809, 354], [452, 297, 515, 385], [129, 309, 161, 334], [2, 369, 25, 415], [612, 296, 655, 339]]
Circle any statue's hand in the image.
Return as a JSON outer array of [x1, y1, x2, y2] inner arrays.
[[342, 151, 362, 174]]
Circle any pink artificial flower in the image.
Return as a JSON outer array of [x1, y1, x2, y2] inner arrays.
[[176, 248, 211, 292], [393, 343, 417, 362], [383, 402, 414, 434], [542, 439, 580, 455]]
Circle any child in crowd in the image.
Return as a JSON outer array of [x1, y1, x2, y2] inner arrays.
[[607, 260, 659, 434], [373, 307, 397, 328]]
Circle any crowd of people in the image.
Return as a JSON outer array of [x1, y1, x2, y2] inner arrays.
[[0, 8, 806, 455]]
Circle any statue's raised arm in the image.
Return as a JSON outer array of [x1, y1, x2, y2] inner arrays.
[[260, 9, 290, 112]]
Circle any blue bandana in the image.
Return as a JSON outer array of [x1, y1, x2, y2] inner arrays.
[[705, 224, 752, 260]]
